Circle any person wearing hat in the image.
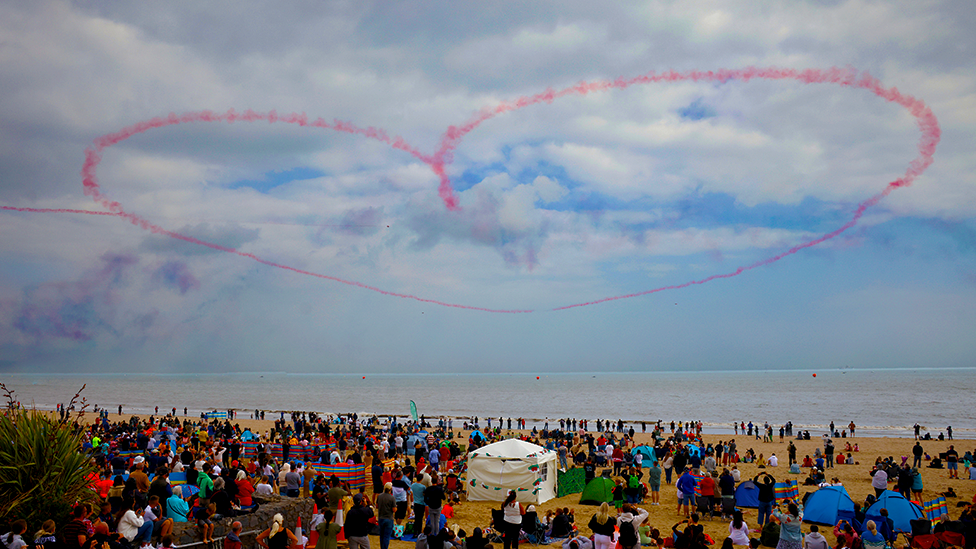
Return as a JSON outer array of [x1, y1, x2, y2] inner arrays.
[[130, 457, 151, 499], [376, 483, 397, 549], [345, 493, 375, 549]]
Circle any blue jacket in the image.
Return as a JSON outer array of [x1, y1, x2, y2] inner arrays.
[[676, 472, 697, 495]]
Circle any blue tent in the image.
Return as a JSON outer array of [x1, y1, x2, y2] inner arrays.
[[632, 445, 657, 465], [470, 430, 487, 441], [735, 480, 760, 508], [803, 485, 856, 526], [405, 434, 428, 457], [865, 490, 923, 533]]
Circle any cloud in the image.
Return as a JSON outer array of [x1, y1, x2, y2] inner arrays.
[[152, 261, 200, 295], [141, 224, 260, 256], [0, 253, 140, 345]]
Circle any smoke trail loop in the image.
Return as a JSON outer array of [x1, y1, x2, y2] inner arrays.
[[1, 67, 941, 312]]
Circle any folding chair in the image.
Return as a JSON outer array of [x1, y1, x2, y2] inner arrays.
[[521, 511, 547, 545], [909, 534, 942, 549]]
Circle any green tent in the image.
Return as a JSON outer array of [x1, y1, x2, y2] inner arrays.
[[579, 477, 615, 505]]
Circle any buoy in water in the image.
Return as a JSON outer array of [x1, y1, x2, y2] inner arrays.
[[812, 373, 817, 378]]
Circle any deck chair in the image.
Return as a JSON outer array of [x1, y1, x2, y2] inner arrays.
[[936, 531, 965, 548], [909, 534, 942, 549], [521, 511, 547, 545], [490, 509, 505, 529], [721, 497, 736, 519], [696, 495, 715, 520]]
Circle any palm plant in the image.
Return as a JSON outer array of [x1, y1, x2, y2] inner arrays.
[[0, 382, 97, 531]]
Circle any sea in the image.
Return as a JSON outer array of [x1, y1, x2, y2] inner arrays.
[[2, 368, 973, 439]]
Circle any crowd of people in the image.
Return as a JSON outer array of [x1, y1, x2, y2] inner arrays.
[[2, 410, 976, 549]]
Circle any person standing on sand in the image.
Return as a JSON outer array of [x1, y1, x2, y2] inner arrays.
[[946, 445, 959, 479], [913, 442, 924, 468], [587, 502, 616, 549], [501, 490, 524, 549], [676, 467, 698, 518], [754, 473, 776, 529], [647, 460, 662, 504]]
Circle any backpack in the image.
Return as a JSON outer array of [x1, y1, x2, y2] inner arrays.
[[619, 519, 639, 548]]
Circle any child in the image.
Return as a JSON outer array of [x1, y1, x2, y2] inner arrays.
[[612, 479, 625, 510], [196, 503, 216, 543], [315, 510, 341, 549], [32, 521, 58, 548]]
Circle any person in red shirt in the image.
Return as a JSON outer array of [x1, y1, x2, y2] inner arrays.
[[95, 471, 115, 499], [699, 471, 717, 518]]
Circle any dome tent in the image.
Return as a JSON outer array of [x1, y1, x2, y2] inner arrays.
[[735, 480, 761, 508], [466, 439, 558, 504], [632, 445, 657, 465], [579, 477, 616, 505], [865, 490, 924, 533], [803, 485, 856, 526]]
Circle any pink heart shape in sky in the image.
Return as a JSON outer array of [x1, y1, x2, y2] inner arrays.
[[67, 66, 940, 313]]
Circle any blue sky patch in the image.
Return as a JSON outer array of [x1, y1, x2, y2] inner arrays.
[[227, 166, 325, 193], [678, 98, 717, 121]]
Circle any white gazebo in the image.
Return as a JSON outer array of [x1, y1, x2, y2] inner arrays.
[[466, 438, 557, 504]]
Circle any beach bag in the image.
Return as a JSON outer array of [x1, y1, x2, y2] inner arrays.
[[618, 519, 638, 548]]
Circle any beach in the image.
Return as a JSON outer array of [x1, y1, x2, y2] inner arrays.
[[55, 409, 975, 549]]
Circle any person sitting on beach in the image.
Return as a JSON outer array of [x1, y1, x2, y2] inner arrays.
[[803, 525, 828, 549], [32, 520, 58, 549], [255, 475, 274, 497], [832, 520, 859, 549], [549, 508, 576, 539], [2, 520, 28, 549], [801, 456, 813, 468], [561, 536, 593, 549]]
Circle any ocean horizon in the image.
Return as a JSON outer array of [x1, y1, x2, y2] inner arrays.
[[3, 367, 973, 439]]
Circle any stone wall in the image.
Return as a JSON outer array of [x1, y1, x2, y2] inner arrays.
[[172, 495, 314, 547]]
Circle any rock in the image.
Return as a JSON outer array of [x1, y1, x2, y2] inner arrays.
[[171, 497, 314, 546]]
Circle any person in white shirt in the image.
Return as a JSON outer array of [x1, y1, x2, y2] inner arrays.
[[117, 500, 153, 546], [255, 475, 274, 496], [768, 454, 779, 467], [1, 520, 27, 549]]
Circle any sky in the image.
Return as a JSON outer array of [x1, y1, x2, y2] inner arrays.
[[1, 0, 975, 373]]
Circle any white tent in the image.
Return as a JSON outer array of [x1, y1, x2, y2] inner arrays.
[[466, 439, 557, 504]]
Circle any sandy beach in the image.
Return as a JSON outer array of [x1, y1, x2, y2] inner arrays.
[[62, 410, 976, 548]]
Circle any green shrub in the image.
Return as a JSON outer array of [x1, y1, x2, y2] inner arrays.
[[0, 383, 97, 532]]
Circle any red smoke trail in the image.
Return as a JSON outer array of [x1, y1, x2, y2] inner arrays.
[[2, 67, 941, 312], [428, 66, 940, 310]]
